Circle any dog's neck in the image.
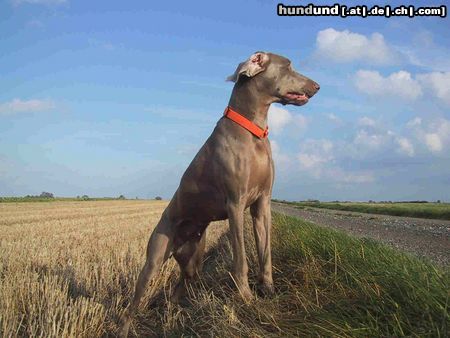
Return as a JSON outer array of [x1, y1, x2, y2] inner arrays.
[[227, 79, 271, 129]]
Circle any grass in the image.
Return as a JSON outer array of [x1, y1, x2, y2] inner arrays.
[[280, 200, 450, 220], [0, 201, 448, 337]]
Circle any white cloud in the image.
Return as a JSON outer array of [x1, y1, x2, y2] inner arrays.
[[298, 153, 329, 171], [325, 113, 342, 126], [12, 0, 67, 5], [297, 139, 375, 184], [424, 134, 442, 153], [358, 116, 376, 127], [355, 70, 450, 104], [293, 114, 308, 130], [407, 117, 422, 128], [270, 140, 291, 168], [353, 129, 387, 150], [354, 70, 422, 101], [392, 27, 450, 72], [408, 117, 450, 155], [396, 137, 415, 157], [423, 119, 450, 154], [268, 105, 292, 134], [417, 72, 450, 105], [0, 98, 55, 115], [268, 105, 308, 135], [297, 139, 334, 176], [315, 28, 397, 64]]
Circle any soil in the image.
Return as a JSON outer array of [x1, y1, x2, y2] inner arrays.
[[272, 202, 450, 266]]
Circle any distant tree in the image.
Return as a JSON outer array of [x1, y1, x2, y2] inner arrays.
[[39, 192, 54, 198], [118, 195, 126, 200], [437, 200, 441, 203], [81, 195, 89, 200], [77, 195, 80, 199], [155, 196, 162, 200]]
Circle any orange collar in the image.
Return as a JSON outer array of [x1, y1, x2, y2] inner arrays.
[[223, 106, 269, 139]]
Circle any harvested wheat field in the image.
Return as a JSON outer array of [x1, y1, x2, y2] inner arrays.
[[1, 200, 448, 337]]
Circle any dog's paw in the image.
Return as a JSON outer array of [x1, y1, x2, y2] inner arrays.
[[258, 282, 275, 297], [238, 285, 255, 303]]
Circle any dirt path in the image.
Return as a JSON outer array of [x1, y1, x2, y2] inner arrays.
[[272, 202, 450, 266]]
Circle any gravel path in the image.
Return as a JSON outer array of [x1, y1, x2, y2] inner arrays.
[[272, 202, 450, 266]]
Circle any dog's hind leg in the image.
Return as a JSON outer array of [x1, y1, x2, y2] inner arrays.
[[118, 213, 175, 337], [171, 227, 207, 303]]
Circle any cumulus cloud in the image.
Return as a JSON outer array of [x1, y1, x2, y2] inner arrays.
[[0, 98, 55, 115], [293, 114, 308, 130], [315, 28, 398, 64], [354, 70, 422, 101], [325, 113, 343, 126], [297, 139, 334, 175], [358, 116, 376, 127], [355, 70, 450, 104], [408, 117, 450, 155], [268, 105, 308, 135], [270, 140, 291, 168], [407, 117, 422, 128], [353, 129, 388, 150], [396, 137, 415, 157], [424, 134, 442, 153], [268, 105, 292, 134], [423, 120, 450, 154], [297, 138, 375, 183], [417, 72, 450, 105]]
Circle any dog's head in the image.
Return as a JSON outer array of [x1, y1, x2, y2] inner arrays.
[[227, 51, 320, 106]]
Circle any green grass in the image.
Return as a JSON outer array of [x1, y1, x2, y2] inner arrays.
[[265, 213, 449, 337], [279, 201, 450, 220]]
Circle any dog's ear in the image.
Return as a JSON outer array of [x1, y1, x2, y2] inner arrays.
[[226, 52, 269, 82]]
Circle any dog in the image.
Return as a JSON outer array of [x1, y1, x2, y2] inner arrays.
[[119, 51, 319, 336]]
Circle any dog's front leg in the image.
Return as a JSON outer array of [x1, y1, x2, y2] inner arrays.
[[250, 195, 274, 295], [227, 202, 254, 301]]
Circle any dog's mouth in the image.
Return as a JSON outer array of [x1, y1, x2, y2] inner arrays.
[[282, 92, 310, 106]]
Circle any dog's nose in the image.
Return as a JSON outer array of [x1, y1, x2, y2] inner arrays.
[[313, 82, 320, 91]]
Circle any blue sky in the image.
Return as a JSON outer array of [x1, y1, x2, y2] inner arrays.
[[1, 0, 449, 201]]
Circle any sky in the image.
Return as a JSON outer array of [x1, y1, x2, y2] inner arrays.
[[0, 0, 449, 201]]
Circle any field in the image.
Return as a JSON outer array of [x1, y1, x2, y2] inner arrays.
[[281, 201, 450, 220], [1, 200, 448, 337]]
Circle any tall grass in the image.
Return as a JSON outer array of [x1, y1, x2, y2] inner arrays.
[[269, 213, 449, 337], [1, 201, 448, 337], [285, 201, 450, 220]]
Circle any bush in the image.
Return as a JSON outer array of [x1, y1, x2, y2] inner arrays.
[[155, 196, 162, 200]]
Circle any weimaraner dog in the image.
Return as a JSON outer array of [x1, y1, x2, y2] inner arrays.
[[119, 51, 319, 336]]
